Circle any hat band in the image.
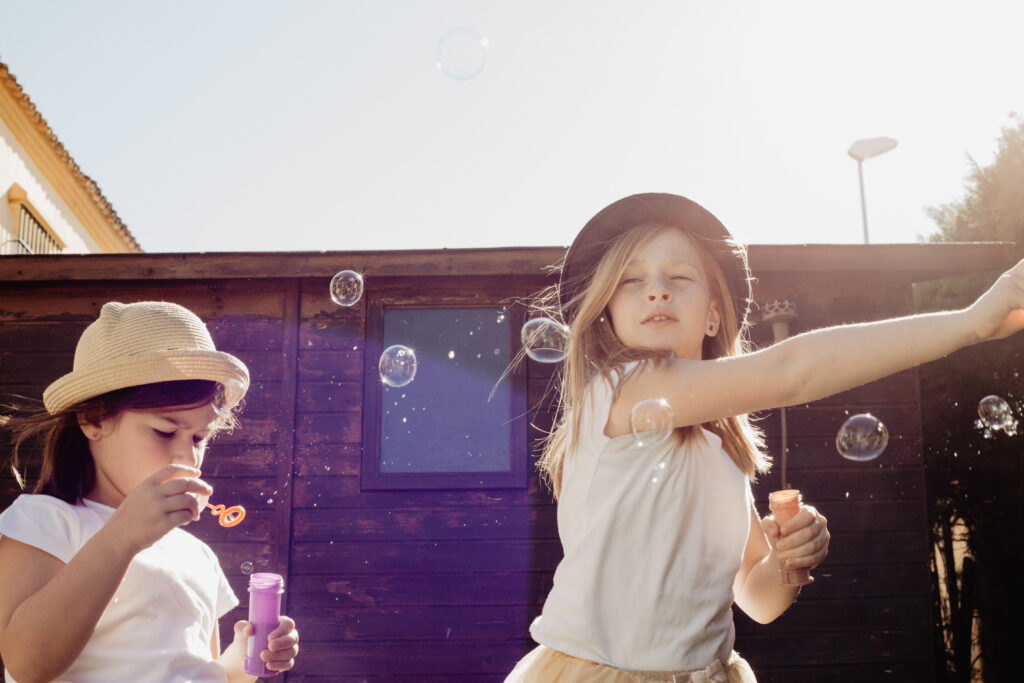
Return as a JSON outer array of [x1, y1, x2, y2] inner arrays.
[[43, 349, 249, 414]]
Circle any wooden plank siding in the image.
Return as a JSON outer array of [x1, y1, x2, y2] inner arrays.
[[0, 244, 1013, 681]]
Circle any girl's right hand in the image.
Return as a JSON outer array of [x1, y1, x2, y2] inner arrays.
[[107, 464, 213, 553], [967, 258, 1024, 342]]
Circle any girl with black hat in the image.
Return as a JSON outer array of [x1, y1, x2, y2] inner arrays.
[[506, 193, 1024, 681]]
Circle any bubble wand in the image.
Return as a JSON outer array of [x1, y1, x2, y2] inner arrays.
[[206, 503, 246, 527]]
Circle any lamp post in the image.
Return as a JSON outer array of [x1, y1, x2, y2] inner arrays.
[[762, 299, 798, 489], [848, 137, 898, 243]]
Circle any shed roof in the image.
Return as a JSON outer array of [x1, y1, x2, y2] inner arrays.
[[0, 242, 1012, 283]]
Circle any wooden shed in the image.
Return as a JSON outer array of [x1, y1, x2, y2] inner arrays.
[[0, 244, 1008, 681]]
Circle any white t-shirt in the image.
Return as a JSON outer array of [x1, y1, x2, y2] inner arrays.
[[0, 494, 238, 683], [530, 367, 753, 671]]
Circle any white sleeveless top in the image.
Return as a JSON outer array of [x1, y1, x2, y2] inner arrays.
[[530, 367, 753, 671]]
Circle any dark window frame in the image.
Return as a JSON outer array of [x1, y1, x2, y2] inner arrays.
[[360, 288, 529, 490]]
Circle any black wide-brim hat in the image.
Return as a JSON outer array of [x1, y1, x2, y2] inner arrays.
[[558, 193, 752, 329]]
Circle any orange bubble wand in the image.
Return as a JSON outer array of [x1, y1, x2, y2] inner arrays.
[[205, 502, 246, 527]]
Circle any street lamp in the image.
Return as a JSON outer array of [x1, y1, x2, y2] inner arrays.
[[848, 137, 898, 243]]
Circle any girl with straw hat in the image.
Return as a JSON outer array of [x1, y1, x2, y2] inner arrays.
[[0, 301, 299, 682]]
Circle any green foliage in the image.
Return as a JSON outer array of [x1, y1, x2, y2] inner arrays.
[[926, 113, 1024, 248], [916, 113, 1024, 681]]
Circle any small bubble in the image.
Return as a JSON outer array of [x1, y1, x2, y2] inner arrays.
[[379, 345, 418, 387], [836, 413, 888, 462], [329, 270, 364, 306], [436, 28, 488, 81], [241, 561, 254, 575], [977, 395, 1017, 436], [521, 317, 570, 363], [631, 399, 674, 448]]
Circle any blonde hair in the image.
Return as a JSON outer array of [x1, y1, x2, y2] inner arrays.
[[538, 224, 769, 498]]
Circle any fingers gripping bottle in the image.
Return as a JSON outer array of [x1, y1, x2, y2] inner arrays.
[[244, 573, 285, 676], [768, 490, 813, 586]]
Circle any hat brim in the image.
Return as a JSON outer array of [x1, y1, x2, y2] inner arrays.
[[558, 193, 751, 327], [43, 349, 250, 414]]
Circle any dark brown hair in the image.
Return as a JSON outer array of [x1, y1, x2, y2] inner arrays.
[[2, 380, 238, 504]]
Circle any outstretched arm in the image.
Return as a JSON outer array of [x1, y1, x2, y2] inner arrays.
[[608, 258, 1024, 435]]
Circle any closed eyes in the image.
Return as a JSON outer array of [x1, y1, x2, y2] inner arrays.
[[621, 274, 693, 285], [154, 429, 207, 445]]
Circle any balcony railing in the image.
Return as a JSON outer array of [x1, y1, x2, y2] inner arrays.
[[1, 205, 62, 255]]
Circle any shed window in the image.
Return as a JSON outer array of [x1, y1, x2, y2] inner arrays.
[[362, 303, 527, 490]]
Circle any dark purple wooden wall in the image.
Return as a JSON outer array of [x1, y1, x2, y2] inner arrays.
[[0, 245, 1011, 681]]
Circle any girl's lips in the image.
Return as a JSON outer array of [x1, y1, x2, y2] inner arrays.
[[642, 313, 677, 324]]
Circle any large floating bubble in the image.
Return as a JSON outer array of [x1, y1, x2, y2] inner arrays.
[[976, 394, 1017, 437], [836, 413, 889, 462], [330, 270, 364, 307], [379, 345, 418, 387], [436, 27, 488, 80], [521, 317, 570, 363], [240, 561, 254, 575], [630, 398, 674, 448]]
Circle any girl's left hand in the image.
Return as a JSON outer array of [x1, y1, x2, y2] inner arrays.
[[761, 505, 830, 571], [263, 616, 299, 672], [232, 616, 300, 672]]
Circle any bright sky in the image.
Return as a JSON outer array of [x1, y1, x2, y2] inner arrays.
[[1, 0, 1021, 253]]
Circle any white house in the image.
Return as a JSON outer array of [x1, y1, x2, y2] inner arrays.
[[0, 61, 139, 254]]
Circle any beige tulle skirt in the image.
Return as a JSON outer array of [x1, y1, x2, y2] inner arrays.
[[504, 646, 757, 683]]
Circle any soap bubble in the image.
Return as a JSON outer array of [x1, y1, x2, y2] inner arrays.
[[240, 561, 254, 575], [631, 398, 674, 448], [379, 345, 418, 387], [976, 395, 1017, 437], [330, 270, 364, 307], [223, 377, 246, 403], [836, 413, 889, 462], [436, 27, 488, 80], [521, 317, 570, 363]]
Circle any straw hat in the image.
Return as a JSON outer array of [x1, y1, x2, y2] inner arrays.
[[43, 301, 250, 414], [558, 193, 753, 329]]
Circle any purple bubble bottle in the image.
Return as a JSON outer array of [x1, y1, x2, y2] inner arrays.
[[244, 572, 284, 677]]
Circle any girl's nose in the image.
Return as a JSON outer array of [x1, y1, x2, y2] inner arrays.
[[172, 441, 200, 468], [647, 281, 671, 302]]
